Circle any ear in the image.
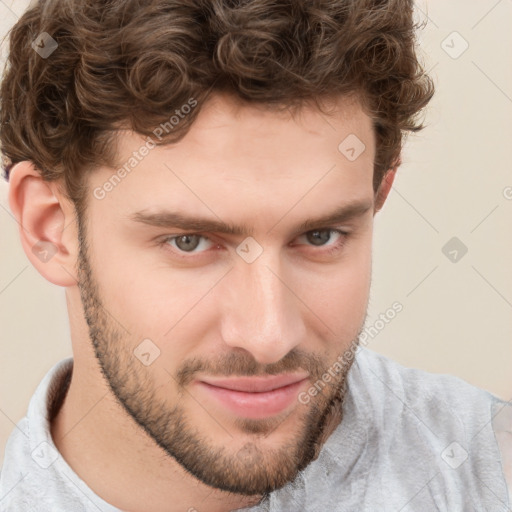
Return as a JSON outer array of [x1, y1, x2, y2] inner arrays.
[[8, 161, 79, 287], [374, 161, 398, 214]]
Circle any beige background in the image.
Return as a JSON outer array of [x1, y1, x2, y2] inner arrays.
[[1, 0, 511, 466]]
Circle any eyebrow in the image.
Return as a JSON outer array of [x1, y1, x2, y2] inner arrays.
[[129, 199, 373, 237]]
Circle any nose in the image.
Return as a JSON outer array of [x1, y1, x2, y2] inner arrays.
[[220, 253, 306, 365]]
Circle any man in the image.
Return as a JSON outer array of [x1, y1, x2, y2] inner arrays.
[[0, 0, 510, 511]]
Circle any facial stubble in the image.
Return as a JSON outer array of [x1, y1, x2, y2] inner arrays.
[[76, 217, 362, 496]]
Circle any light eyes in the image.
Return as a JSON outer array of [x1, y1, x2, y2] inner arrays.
[[161, 228, 348, 257], [170, 234, 214, 253], [298, 229, 343, 247]]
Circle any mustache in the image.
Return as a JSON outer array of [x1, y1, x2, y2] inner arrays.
[[175, 348, 329, 388]]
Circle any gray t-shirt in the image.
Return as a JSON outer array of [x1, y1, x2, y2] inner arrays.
[[1, 348, 510, 512]]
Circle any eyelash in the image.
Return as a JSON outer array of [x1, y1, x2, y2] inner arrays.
[[158, 228, 350, 259]]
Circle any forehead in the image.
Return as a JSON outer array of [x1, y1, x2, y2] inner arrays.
[[180, 91, 373, 143], [147, 93, 374, 171], [88, 93, 376, 228]]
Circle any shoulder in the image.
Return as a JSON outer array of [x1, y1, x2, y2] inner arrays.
[[349, 347, 506, 450], [341, 348, 510, 510], [351, 347, 501, 419]]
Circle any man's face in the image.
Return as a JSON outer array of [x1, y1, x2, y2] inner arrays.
[[77, 93, 376, 495]]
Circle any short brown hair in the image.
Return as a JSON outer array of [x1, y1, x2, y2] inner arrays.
[[0, 0, 434, 214]]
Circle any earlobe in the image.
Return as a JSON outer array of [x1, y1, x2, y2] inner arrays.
[[8, 161, 78, 287]]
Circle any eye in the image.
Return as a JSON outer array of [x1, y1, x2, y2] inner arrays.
[[159, 228, 349, 259], [294, 228, 347, 249], [163, 234, 215, 253]]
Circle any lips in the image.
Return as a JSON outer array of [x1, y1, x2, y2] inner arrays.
[[199, 373, 309, 393], [195, 373, 309, 419]]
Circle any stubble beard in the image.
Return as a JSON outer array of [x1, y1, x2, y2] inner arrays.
[[76, 217, 361, 496]]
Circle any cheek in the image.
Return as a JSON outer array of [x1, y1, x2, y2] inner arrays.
[[291, 236, 372, 338], [90, 235, 224, 351], [88, 215, 372, 354]]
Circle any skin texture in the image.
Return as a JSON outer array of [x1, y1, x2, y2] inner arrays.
[[8, 92, 396, 512]]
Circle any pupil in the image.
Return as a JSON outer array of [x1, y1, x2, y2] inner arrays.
[[176, 235, 200, 251], [307, 230, 330, 246]]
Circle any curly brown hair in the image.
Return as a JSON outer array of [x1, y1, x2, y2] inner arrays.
[[0, 0, 434, 215]]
